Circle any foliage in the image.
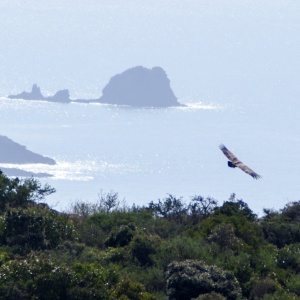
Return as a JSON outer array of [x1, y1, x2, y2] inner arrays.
[[68, 191, 120, 217], [113, 279, 156, 300], [149, 194, 187, 220], [129, 233, 158, 267], [249, 277, 280, 299], [214, 193, 257, 222], [262, 201, 300, 247], [1, 207, 75, 254], [2, 171, 300, 299], [192, 292, 226, 299], [188, 195, 218, 222], [0, 171, 55, 210], [165, 260, 242, 300], [105, 224, 135, 248]]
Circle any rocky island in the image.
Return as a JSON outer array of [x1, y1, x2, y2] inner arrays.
[[7, 66, 182, 107], [97, 66, 181, 107], [8, 84, 71, 103], [0, 135, 55, 177]]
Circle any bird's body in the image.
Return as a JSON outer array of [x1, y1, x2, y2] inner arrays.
[[219, 144, 261, 179]]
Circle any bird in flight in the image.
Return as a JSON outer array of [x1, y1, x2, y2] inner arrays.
[[219, 144, 261, 179]]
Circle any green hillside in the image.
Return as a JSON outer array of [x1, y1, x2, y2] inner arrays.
[[0, 170, 299, 299]]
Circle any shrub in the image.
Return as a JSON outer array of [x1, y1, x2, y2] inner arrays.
[[249, 277, 280, 299], [2, 207, 76, 254], [207, 223, 241, 250], [154, 236, 210, 270], [165, 260, 242, 300], [105, 225, 135, 248], [199, 212, 264, 251], [113, 279, 156, 300], [215, 194, 257, 222], [130, 234, 157, 266], [277, 244, 300, 272], [192, 292, 226, 299], [0, 257, 122, 300], [0, 257, 75, 299], [88, 209, 152, 233], [262, 203, 300, 248], [128, 266, 165, 295]]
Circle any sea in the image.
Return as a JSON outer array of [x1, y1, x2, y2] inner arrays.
[[0, 97, 299, 216]]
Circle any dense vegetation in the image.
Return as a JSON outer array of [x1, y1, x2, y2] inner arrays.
[[1, 170, 300, 299]]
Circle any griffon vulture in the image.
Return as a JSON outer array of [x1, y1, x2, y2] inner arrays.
[[219, 144, 261, 179]]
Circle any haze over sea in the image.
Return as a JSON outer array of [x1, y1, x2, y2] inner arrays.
[[0, 96, 298, 215], [1, 1, 300, 215]]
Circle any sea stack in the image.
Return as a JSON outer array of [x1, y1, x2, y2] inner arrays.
[[98, 66, 181, 107], [8, 84, 71, 103]]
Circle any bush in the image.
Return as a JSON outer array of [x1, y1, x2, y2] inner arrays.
[[130, 234, 157, 266], [2, 207, 76, 254], [262, 202, 300, 248], [277, 244, 300, 272], [192, 292, 226, 299], [165, 260, 242, 300], [207, 223, 241, 251], [0, 257, 75, 299], [88, 209, 153, 233], [199, 212, 264, 251], [113, 279, 156, 300], [249, 277, 280, 299], [128, 266, 165, 295], [215, 194, 257, 222], [105, 225, 135, 248]]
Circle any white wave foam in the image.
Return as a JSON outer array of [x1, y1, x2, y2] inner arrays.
[[179, 101, 221, 110]]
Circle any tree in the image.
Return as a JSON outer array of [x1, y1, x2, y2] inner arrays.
[[0, 171, 55, 210], [215, 194, 257, 222], [98, 191, 120, 214], [262, 201, 300, 247], [188, 196, 217, 221], [148, 195, 187, 220]]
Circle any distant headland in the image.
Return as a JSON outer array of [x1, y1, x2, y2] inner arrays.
[[0, 135, 56, 165], [8, 84, 71, 103], [7, 66, 182, 107], [0, 135, 55, 177]]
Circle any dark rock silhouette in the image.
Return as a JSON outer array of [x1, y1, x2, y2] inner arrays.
[[47, 89, 70, 103], [7, 66, 182, 107], [0, 135, 56, 165], [8, 84, 70, 103], [1, 167, 53, 178], [98, 66, 181, 107]]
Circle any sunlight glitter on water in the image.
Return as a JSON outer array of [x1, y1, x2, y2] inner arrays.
[[0, 160, 140, 181]]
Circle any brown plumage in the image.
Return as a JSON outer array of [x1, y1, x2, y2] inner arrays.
[[219, 144, 261, 179]]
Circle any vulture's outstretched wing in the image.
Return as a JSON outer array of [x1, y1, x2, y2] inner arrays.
[[219, 144, 261, 179], [236, 162, 261, 179], [219, 144, 239, 164]]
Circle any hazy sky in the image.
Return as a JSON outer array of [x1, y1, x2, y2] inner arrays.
[[1, 0, 300, 105]]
